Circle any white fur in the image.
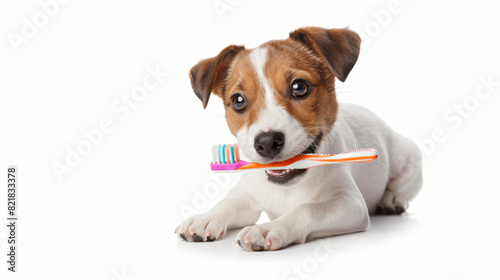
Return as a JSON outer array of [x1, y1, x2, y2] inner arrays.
[[176, 49, 423, 251], [238, 47, 312, 164], [248, 47, 273, 106]]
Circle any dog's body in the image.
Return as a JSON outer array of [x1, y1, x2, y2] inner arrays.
[[176, 27, 422, 251]]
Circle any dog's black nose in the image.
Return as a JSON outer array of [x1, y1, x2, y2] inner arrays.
[[254, 131, 285, 158]]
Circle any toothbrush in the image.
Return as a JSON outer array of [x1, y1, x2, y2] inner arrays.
[[210, 144, 378, 172]]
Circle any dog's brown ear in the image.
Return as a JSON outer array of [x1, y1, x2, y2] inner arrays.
[[289, 27, 361, 82], [189, 45, 245, 109]]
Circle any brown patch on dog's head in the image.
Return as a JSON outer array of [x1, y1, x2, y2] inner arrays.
[[221, 54, 265, 135], [261, 39, 336, 136], [289, 27, 361, 82], [189, 45, 246, 109]]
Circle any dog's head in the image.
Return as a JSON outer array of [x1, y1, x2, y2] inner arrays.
[[189, 27, 361, 184]]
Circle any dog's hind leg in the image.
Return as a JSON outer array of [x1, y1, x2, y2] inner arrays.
[[376, 139, 423, 215]]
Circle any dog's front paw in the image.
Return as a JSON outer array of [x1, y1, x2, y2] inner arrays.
[[175, 215, 227, 242], [236, 224, 287, 251]]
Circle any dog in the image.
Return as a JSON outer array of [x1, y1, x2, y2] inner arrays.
[[175, 27, 422, 251]]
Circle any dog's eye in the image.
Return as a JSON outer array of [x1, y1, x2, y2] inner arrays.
[[291, 79, 310, 98], [231, 94, 247, 112]]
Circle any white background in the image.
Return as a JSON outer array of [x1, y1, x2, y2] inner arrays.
[[1, 0, 500, 279]]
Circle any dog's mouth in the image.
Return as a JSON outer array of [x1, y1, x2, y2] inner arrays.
[[265, 133, 322, 185]]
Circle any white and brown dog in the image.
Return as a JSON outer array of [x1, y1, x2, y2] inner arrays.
[[175, 27, 422, 251]]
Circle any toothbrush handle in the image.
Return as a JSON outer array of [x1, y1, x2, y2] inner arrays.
[[238, 148, 379, 170], [302, 148, 378, 162]]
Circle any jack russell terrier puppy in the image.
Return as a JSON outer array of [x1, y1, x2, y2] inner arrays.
[[176, 27, 423, 251]]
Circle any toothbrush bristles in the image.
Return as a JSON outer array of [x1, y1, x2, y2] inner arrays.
[[212, 143, 240, 164]]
